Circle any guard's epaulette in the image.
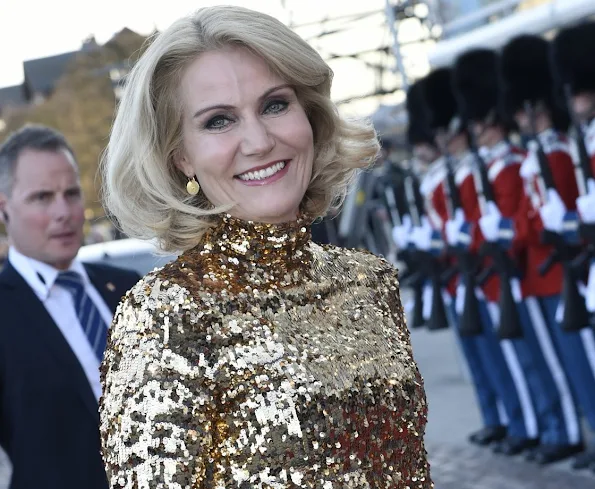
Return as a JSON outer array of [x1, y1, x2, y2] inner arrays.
[[538, 129, 571, 156], [488, 148, 524, 182], [419, 156, 446, 196], [503, 150, 526, 166]]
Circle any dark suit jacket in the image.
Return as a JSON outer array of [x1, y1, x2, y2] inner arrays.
[[0, 260, 140, 489]]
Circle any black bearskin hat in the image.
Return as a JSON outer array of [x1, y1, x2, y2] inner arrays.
[[452, 49, 501, 124], [422, 68, 459, 132], [500, 35, 569, 132], [406, 79, 435, 146], [552, 21, 595, 96]]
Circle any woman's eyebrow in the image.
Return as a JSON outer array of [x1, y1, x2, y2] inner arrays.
[[192, 84, 293, 120]]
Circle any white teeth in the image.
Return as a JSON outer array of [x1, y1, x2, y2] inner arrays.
[[238, 161, 287, 181]]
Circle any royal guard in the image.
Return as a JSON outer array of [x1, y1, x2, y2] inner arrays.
[[394, 80, 451, 332], [393, 79, 440, 251], [422, 67, 539, 450], [551, 20, 595, 171], [453, 47, 583, 464], [552, 22, 595, 313], [550, 24, 595, 470]]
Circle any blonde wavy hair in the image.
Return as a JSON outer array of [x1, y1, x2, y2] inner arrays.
[[102, 5, 379, 252]]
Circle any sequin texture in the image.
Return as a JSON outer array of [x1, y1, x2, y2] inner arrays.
[[100, 214, 433, 488]]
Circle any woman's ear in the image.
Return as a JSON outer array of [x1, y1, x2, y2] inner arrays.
[[173, 150, 194, 179]]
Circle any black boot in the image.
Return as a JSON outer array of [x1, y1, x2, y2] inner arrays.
[[468, 426, 507, 446], [531, 443, 584, 465], [493, 437, 540, 456], [571, 449, 595, 470]]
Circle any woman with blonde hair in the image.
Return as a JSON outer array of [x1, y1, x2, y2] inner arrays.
[[100, 5, 432, 488]]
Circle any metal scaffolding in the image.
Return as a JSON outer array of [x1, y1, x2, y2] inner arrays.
[[278, 1, 440, 254]]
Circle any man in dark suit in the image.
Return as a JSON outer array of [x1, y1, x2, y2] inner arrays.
[[0, 125, 140, 489]]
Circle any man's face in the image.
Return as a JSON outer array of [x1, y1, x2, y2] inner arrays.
[[0, 148, 85, 270], [514, 110, 531, 135], [470, 121, 489, 146], [572, 93, 595, 124], [413, 143, 439, 167]]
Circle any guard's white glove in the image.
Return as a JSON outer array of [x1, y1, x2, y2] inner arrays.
[[445, 208, 466, 246], [478, 201, 502, 242], [577, 180, 595, 224], [539, 189, 567, 232], [409, 216, 434, 251], [392, 214, 412, 249]]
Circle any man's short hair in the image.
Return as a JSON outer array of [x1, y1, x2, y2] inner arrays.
[[0, 124, 76, 195]]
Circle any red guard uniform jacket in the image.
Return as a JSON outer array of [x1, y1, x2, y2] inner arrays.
[[467, 142, 526, 303], [427, 152, 490, 301], [419, 157, 458, 298], [512, 130, 580, 297]]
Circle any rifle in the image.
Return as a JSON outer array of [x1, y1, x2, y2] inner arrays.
[[564, 85, 595, 197], [563, 84, 595, 247], [468, 137, 524, 339], [400, 164, 428, 328], [403, 168, 425, 229], [364, 163, 406, 261], [525, 101, 589, 332], [399, 157, 453, 331], [383, 161, 426, 328], [442, 151, 484, 336]]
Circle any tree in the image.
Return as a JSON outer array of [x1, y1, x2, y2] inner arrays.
[[1, 29, 150, 221]]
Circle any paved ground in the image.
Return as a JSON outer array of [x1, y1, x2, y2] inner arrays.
[[428, 441, 595, 489], [410, 325, 595, 489]]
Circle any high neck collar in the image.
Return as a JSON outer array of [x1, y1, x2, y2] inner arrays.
[[185, 214, 313, 290]]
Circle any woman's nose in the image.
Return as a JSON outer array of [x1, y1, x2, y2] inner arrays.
[[240, 118, 276, 157]]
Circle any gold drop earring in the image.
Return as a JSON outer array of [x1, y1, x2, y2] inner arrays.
[[186, 176, 200, 196]]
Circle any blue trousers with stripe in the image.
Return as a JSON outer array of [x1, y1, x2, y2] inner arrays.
[[447, 301, 504, 430], [513, 296, 582, 446], [539, 295, 595, 433], [484, 301, 539, 440], [448, 295, 528, 439]]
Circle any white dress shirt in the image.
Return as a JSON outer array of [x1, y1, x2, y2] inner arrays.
[[8, 247, 113, 401]]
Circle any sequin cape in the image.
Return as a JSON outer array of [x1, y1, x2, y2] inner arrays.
[[99, 215, 432, 489]]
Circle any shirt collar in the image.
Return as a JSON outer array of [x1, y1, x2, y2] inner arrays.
[[486, 140, 511, 161], [537, 128, 558, 144], [8, 246, 89, 301]]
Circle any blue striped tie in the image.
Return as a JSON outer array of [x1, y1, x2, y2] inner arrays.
[[55, 271, 108, 361]]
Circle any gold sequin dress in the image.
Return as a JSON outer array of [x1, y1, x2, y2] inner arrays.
[[99, 215, 432, 489]]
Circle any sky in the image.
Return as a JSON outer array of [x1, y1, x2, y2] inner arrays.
[[0, 0, 433, 115], [0, 0, 281, 87]]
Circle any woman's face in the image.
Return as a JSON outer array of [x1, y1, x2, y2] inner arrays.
[[176, 46, 314, 224]]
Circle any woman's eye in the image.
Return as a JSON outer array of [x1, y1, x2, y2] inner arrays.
[[264, 100, 289, 114], [206, 116, 232, 130]]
